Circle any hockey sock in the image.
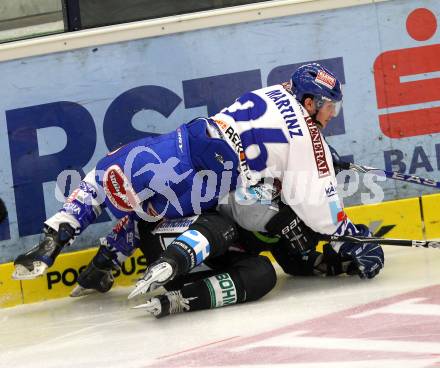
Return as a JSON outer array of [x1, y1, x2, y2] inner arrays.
[[162, 229, 211, 276], [181, 271, 244, 311]]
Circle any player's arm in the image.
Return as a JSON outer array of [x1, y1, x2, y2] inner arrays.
[[281, 125, 346, 235], [265, 204, 349, 277], [265, 204, 384, 279], [276, 136, 384, 278], [12, 169, 104, 280]]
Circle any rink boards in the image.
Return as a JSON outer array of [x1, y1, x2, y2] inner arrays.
[[1, 192, 439, 308]]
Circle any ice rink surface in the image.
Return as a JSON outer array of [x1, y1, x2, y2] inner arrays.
[[1, 246, 440, 368]]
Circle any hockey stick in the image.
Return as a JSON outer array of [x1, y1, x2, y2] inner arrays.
[[336, 161, 440, 190], [320, 234, 440, 249]]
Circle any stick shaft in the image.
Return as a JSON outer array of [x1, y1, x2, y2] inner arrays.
[[346, 163, 440, 189], [321, 234, 440, 249]]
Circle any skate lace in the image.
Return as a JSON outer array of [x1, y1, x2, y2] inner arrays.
[[166, 291, 190, 314]]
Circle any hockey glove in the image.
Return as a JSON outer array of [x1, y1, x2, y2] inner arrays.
[[70, 215, 138, 297], [327, 143, 350, 174], [265, 204, 320, 254], [103, 214, 139, 268], [338, 224, 384, 279]]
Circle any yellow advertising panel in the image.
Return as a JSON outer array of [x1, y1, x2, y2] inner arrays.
[[421, 193, 440, 240], [314, 197, 424, 252], [345, 197, 423, 240], [0, 196, 427, 308], [20, 248, 96, 304], [0, 262, 22, 308], [8, 248, 147, 305]]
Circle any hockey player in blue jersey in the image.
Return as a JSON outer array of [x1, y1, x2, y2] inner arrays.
[[13, 117, 240, 279], [12, 63, 384, 297]]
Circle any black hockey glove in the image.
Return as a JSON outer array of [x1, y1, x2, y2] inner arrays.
[[327, 143, 350, 174], [0, 198, 7, 224], [265, 204, 320, 254], [338, 224, 385, 279]]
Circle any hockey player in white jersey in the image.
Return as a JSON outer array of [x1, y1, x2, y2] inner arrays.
[[128, 63, 384, 302]]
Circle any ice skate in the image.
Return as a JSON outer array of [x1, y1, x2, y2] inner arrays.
[[12, 223, 75, 280], [128, 259, 176, 299], [70, 246, 116, 297], [132, 290, 190, 318], [70, 264, 114, 297], [70, 285, 92, 297]]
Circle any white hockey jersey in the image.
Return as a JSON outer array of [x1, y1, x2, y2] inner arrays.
[[211, 84, 351, 236]]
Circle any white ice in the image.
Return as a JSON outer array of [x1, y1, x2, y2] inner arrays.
[[1, 246, 440, 368]]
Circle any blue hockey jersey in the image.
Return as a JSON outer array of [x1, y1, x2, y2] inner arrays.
[[95, 118, 239, 220]]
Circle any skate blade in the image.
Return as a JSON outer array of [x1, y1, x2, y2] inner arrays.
[[70, 285, 97, 297], [128, 279, 163, 299], [128, 280, 150, 299], [132, 303, 151, 310], [128, 264, 172, 299], [132, 300, 161, 317], [12, 262, 48, 280]]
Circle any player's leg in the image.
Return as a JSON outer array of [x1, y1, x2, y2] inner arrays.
[[13, 170, 104, 279], [128, 212, 238, 298], [135, 253, 277, 318], [70, 214, 142, 296]]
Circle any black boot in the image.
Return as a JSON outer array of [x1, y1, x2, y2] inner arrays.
[[13, 223, 75, 279], [70, 245, 115, 297]]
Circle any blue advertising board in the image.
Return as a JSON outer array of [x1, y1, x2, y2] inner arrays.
[[0, 0, 439, 262]]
